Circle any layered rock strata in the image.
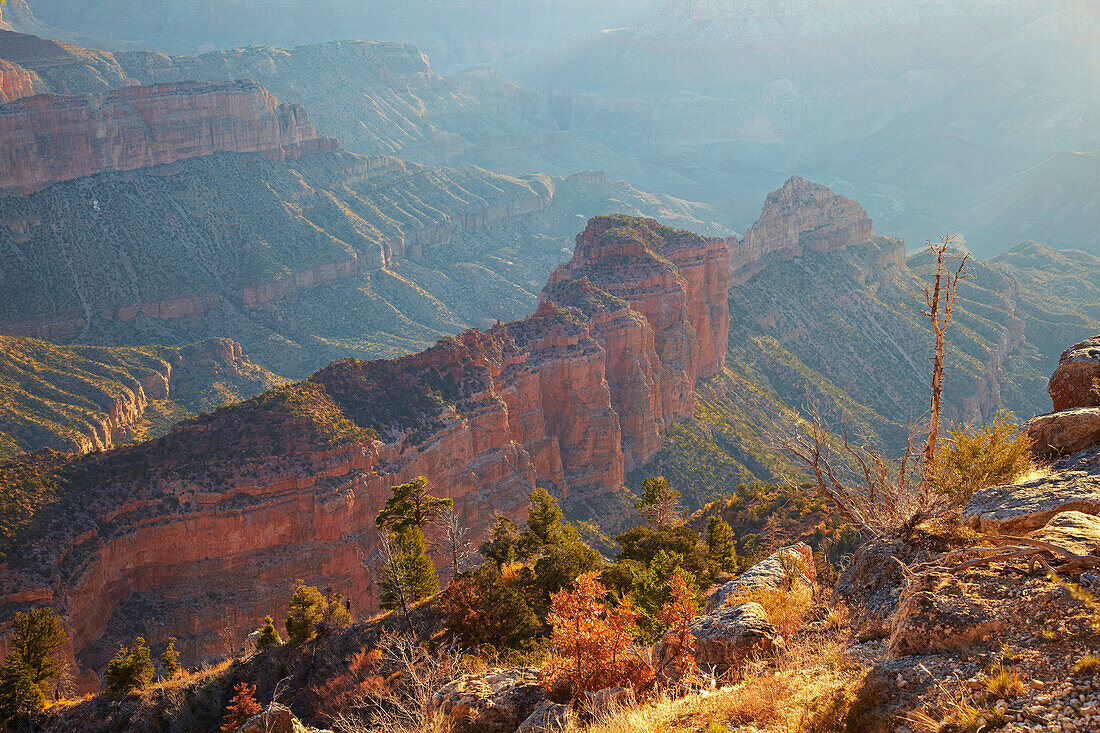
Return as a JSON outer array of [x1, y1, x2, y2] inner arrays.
[[0, 80, 335, 195], [732, 175, 872, 285], [0, 215, 729, 690]]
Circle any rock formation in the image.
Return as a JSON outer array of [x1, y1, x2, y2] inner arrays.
[[0, 215, 730, 690], [732, 176, 872, 285], [1048, 335, 1100, 412], [704, 542, 815, 613], [0, 80, 336, 195], [0, 335, 286, 458], [0, 58, 43, 103]]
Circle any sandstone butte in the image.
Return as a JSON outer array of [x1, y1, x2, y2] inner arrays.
[[0, 215, 730, 691], [731, 175, 872, 286], [0, 79, 338, 195]]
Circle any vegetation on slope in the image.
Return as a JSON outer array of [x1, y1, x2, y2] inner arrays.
[[0, 336, 286, 459]]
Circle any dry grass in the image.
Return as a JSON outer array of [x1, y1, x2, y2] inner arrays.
[[983, 666, 1025, 700], [572, 628, 866, 733], [1074, 654, 1100, 676], [726, 582, 814, 638]]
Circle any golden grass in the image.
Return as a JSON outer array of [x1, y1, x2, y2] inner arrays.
[[1074, 654, 1100, 676], [726, 582, 814, 638], [983, 666, 1025, 700]]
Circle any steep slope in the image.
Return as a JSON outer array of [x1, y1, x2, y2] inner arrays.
[[0, 336, 287, 458], [634, 178, 1100, 510], [0, 146, 726, 377], [0, 215, 729, 690]]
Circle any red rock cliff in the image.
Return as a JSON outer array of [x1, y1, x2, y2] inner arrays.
[[0, 215, 730, 690], [0, 80, 336, 195]]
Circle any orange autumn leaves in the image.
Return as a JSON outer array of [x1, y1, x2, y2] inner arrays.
[[544, 570, 699, 699]]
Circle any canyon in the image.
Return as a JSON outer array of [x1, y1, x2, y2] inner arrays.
[[0, 215, 729, 690]]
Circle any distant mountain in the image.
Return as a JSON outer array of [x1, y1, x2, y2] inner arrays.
[[0, 336, 286, 458]]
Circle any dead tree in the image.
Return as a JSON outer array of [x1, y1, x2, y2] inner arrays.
[[782, 234, 971, 538], [438, 506, 472, 582], [784, 404, 939, 537], [920, 235, 971, 496]]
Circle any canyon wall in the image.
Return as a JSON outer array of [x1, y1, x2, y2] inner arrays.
[[0, 80, 336, 195], [0, 58, 44, 103], [0, 215, 729, 690]]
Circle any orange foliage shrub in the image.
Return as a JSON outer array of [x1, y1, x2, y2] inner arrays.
[[544, 572, 653, 699], [655, 572, 700, 687], [221, 682, 261, 733]]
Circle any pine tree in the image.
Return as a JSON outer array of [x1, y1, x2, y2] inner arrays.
[[635, 476, 681, 527], [378, 526, 439, 612], [104, 638, 155, 694], [285, 585, 327, 641], [705, 516, 738, 573], [0, 653, 45, 723], [375, 476, 453, 533], [480, 516, 522, 565], [221, 681, 262, 732], [159, 637, 181, 680], [629, 550, 697, 643], [254, 616, 282, 652], [398, 525, 439, 602], [522, 487, 565, 554], [6, 608, 66, 691]]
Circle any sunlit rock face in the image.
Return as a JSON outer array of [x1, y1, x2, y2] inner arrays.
[[0, 214, 729, 692], [0, 80, 334, 196]]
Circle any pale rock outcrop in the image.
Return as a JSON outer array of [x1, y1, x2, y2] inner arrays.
[[239, 704, 332, 733], [704, 542, 815, 613], [1027, 407, 1100, 459], [516, 701, 574, 733], [1048, 335, 1100, 412], [964, 449, 1100, 534], [429, 668, 548, 733], [664, 601, 782, 677], [1030, 511, 1100, 556]]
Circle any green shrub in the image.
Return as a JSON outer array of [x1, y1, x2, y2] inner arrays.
[[930, 412, 1033, 506], [255, 616, 282, 652], [105, 637, 155, 694]]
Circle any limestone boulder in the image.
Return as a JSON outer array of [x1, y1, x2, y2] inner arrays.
[[663, 601, 781, 677], [429, 668, 548, 733], [964, 450, 1100, 534], [888, 572, 1004, 657], [1048, 335, 1100, 412], [516, 701, 573, 732], [705, 542, 815, 612], [1027, 407, 1100, 459], [1029, 510, 1100, 556]]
